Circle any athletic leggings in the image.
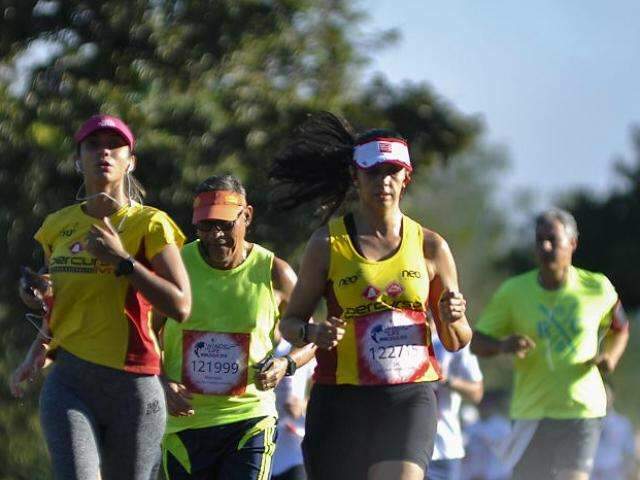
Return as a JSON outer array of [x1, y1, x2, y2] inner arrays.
[[39, 349, 166, 480]]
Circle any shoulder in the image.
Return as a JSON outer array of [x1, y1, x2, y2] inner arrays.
[[421, 227, 450, 262], [574, 267, 613, 289], [308, 224, 331, 251], [502, 270, 537, 290], [42, 204, 82, 225], [36, 204, 81, 241], [271, 256, 296, 291]]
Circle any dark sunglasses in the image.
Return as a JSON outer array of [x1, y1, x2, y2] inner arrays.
[[195, 209, 244, 233]]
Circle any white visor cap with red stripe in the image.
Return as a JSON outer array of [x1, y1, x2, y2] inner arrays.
[[353, 137, 412, 172]]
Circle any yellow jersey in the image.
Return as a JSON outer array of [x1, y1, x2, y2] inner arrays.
[[316, 214, 441, 385], [35, 202, 185, 374]]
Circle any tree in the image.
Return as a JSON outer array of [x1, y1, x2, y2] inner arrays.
[[0, 1, 482, 477]]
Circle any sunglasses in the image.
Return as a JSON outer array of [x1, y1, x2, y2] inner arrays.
[[195, 209, 244, 233]]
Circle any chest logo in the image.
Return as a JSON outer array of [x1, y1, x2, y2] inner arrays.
[[386, 282, 404, 298], [69, 242, 83, 254], [362, 285, 381, 301], [401, 269, 422, 279]]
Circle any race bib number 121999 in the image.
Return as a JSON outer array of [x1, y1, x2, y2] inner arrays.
[[182, 330, 249, 395]]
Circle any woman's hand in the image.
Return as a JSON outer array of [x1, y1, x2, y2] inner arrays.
[[161, 378, 195, 417], [437, 289, 467, 323], [308, 317, 346, 350], [19, 267, 52, 311], [85, 217, 129, 265], [10, 341, 50, 398]]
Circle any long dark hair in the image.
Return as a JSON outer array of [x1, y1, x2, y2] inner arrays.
[[269, 112, 405, 221]]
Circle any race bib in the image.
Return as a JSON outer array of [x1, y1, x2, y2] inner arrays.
[[182, 330, 250, 395], [355, 310, 430, 385]]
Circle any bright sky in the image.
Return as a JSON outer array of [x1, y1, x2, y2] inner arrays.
[[363, 0, 640, 205]]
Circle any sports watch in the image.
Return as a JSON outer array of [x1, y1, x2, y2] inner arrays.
[[284, 355, 297, 376], [114, 257, 135, 277]]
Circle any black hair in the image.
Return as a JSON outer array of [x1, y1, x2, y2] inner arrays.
[[195, 174, 246, 197], [269, 112, 406, 221]]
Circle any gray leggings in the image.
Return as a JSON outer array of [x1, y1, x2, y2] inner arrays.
[[40, 350, 166, 480]]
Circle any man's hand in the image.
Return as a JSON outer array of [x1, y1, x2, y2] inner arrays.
[[500, 334, 536, 359], [438, 290, 467, 323], [9, 342, 50, 398], [161, 378, 195, 417], [85, 217, 129, 265], [307, 317, 346, 350], [255, 357, 288, 391]]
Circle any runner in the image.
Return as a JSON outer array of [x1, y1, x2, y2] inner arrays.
[[271, 112, 473, 480], [272, 340, 316, 480], [10, 114, 191, 480], [160, 174, 316, 480], [471, 207, 630, 480], [427, 323, 483, 480]]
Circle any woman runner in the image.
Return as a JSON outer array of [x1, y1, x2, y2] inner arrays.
[[271, 112, 473, 480], [10, 114, 191, 480]]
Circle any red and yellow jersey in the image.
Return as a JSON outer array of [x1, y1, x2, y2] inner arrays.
[[316, 214, 441, 385], [35, 202, 185, 374]]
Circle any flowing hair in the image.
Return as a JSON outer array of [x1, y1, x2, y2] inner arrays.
[[270, 111, 406, 222]]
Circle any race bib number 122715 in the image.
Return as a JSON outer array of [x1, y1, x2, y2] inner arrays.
[[355, 310, 430, 385]]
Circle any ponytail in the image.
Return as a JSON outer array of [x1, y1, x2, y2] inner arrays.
[[269, 112, 356, 221]]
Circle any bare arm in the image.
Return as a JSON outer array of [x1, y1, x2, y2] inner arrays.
[[447, 377, 484, 404], [470, 330, 536, 358], [592, 301, 629, 373], [256, 256, 317, 390], [424, 230, 472, 352], [86, 217, 191, 321]]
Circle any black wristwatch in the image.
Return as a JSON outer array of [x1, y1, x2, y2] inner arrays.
[[284, 354, 297, 376], [115, 256, 135, 277], [297, 322, 311, 346]]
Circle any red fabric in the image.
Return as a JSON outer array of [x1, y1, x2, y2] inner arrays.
[[610, 300, 630, 332], [123, 248, 160, 374], [313, 281, 341, 384]]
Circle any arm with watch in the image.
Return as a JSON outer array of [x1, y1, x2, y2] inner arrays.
[[278, 228, 347, 351], [85, 216, 191, 322], [254, 256, 317, 391]]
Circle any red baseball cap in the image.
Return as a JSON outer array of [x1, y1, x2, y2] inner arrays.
[[74, 114, 135, 150], [193, 190, 246, 223]]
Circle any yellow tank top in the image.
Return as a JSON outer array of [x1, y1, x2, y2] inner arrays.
[[316, 214, 441, 385]]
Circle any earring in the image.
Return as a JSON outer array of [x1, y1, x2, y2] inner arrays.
[[126, 163, 135, 173], [75, 160, 82, 173]]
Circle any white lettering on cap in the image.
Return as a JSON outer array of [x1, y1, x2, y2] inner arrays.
[[98, 119, 117, 128]]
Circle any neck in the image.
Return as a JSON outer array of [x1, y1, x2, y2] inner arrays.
[[538, 265, 570, 290], [83, 181, 128, 218], [200, 241, 249, 270], [356, 202, 403, 237]]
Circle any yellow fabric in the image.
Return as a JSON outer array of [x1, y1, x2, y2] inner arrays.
[[35, 202, 185, 372], [163, 242, 279, 433], [476, 267, 618, 419], [324, 214, 439, 385]]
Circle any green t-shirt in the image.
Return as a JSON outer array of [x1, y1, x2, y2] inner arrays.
[[162, 240, 279, 433], [476, 267, 617, 420]]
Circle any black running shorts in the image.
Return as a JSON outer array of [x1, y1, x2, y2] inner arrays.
[[302, 382, 437, 480]]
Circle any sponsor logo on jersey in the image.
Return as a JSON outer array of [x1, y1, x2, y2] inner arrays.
[[338, 274, 359, 287], [401, 269, 422, 279], [362, 285, 381, 301], [386, 282, 403, 297], [70, 242, 83, 254]]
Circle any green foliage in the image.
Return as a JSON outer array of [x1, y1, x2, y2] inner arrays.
[[0, 1, 483, 477]]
